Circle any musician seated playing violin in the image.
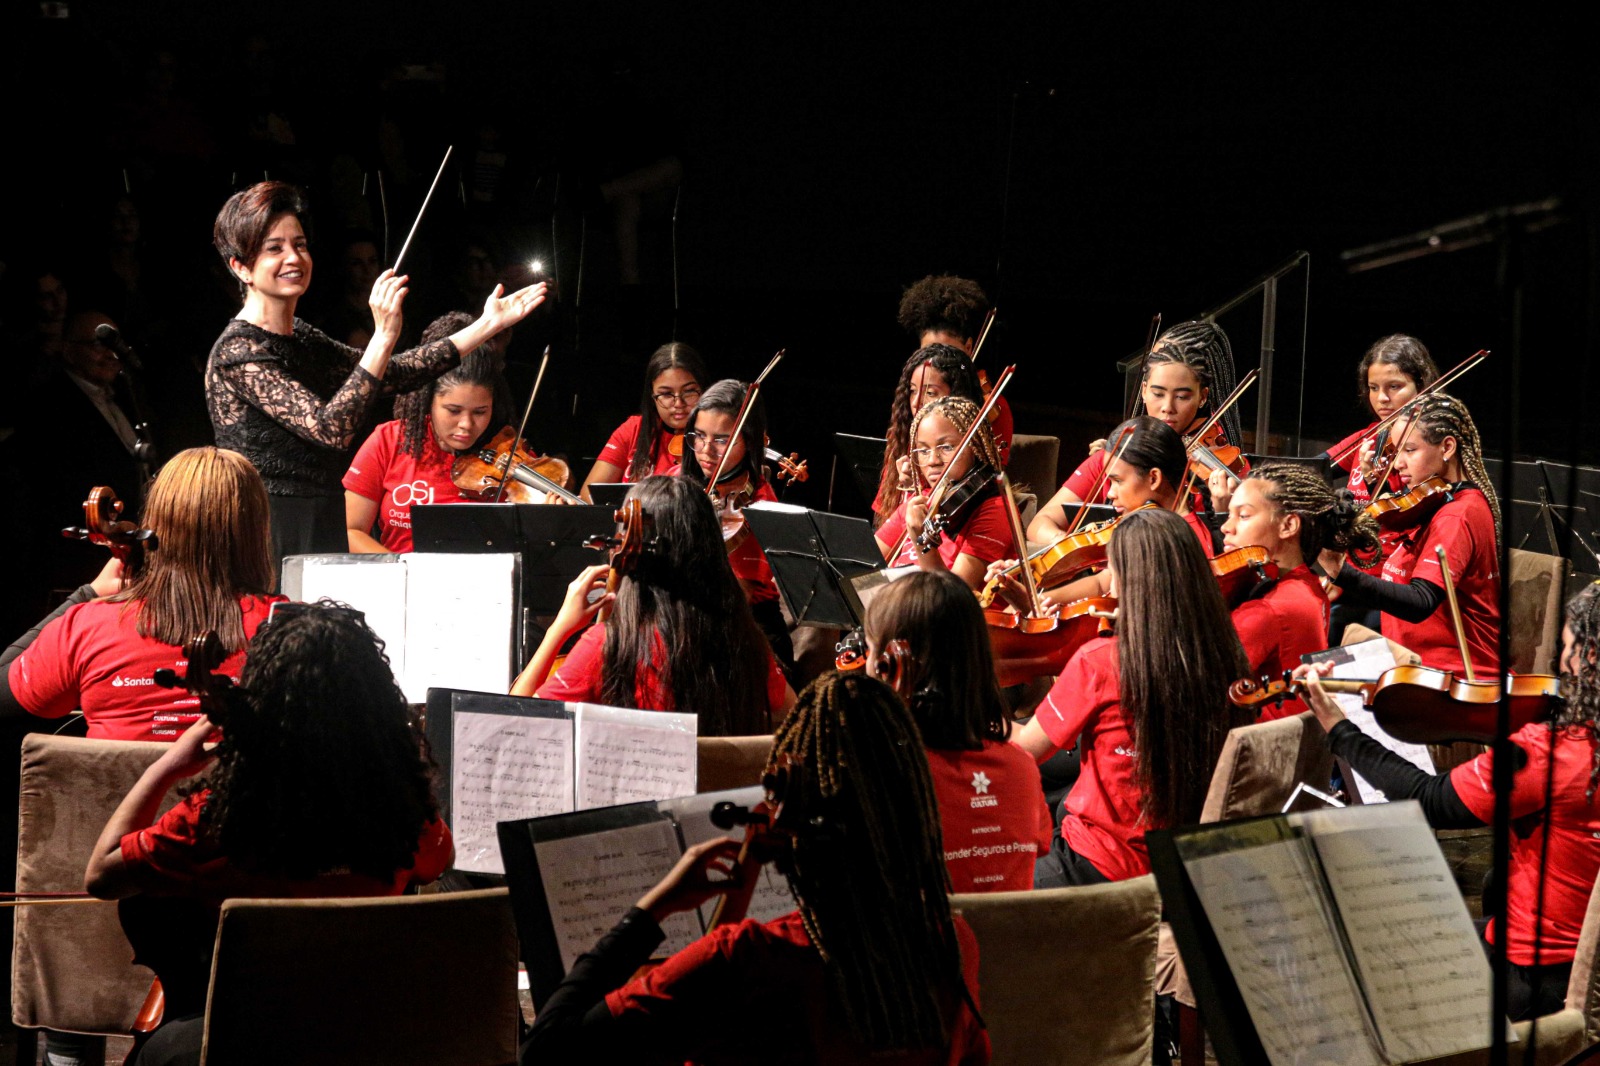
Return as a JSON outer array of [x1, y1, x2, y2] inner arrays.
[[874, 396, 1012, 591], [1321, 333, 1439, 508], [1323, 393, 1502, 679], [1219, 464, 1381, 718], [580, 342, 708, 498], [1295, 580, 1600, 1021], [519, 672, 990, 1066]]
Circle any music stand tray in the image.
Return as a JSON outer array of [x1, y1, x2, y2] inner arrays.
[[742, 502, 884, 630], [412, 502, 616, 615], [833, 432, 887, 507], [588, 482, 631, 509]]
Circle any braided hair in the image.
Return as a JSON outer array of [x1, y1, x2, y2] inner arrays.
[[1407, 392, 1501, 536], [769, 671, 969, 1051], [875, 345, 984, 526], [896, 275, 990, 343], [1553, 583, 1600, 799], [907, 395, 1005, 491], [1145, 320, 1242, 448], [1244, 462, 1382, 565], [1356, 333, 1439, 412], [628, 343, 710, 481]]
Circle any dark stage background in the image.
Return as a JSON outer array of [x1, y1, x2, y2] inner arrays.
[[3, 1, 1597, 544]]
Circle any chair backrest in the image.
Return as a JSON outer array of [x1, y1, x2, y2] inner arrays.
[[1566, 875, 1600, 1045], [697, 735, 773, 793], [1008, 434, 1062, 501], [952, 877, 1160, 1066], [12, 734, 176, 1034], [1508, 548, 1569, 675], [1201, 711, 1334, 823], [201, 888, 519, 1066]]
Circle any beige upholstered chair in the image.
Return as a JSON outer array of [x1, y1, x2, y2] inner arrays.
[[952, 877, 1161, 1066], [1200, 710, 1335, 824], [696, 735, 774, 793], [12, 734, 177, 1038], [1507, 548, 1569, 675], [1008, 433, 1062, 502], [200, 888, 519, 1065]]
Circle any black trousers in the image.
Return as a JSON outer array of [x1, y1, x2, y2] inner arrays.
[[1033, 834, 1112, 889]]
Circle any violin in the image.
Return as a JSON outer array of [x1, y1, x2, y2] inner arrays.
[[713, 479, 756, 555], [764, 447, 808, 486], [705, 755, 811, 929], [985, 597, 1117, 689], [453, 426, 581, 504], [666, 431, 685, 459], [976, 513, 1120, 608], [62, 486, 157, 579], [1210, 545, 1278, 607], [915, 462, 1000, 555], [1364, 475, 1456, 532], [834, 628, 867, 671], [1228, 666, 1561, 745], [1186, 422, 1247, 484], [829, 633, 921, 699], [584, 498, 657, 625]]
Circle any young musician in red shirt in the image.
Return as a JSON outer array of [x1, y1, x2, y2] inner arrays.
[[84, 604, 453, 1062], [1220, 463, 1382, 718], [895, 276, 1012, 459], [1012, 507, 1249, 885], [520, 671, 990, 1066], [875, 396, 1012, 591], [678, 379, 792, 673], [1320, 334, 1439, 506], [580, 343, 708, 498], [511, 476, 795, 733], [1324, 393, 1501, 678], [865, 571, 1052, 893], [1033, 320, 1244, 539], [2, 447, 284, 741], [872, 345, 1009, 528], [1296, 580, 1600, 1020]]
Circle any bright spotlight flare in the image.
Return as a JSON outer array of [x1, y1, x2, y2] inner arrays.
[[528, 259, 544, 276]]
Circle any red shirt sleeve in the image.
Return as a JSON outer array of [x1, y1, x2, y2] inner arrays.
[[1450, 727, 1552, 825], [1409, 509, 1479, 589], [405, 818, 455, 886], [950, 495, 1015, 568], [1034, 637, 1117, 752], [876, 503, 909, 563], [343, 420, 398, 499], [597, 416, 641, 470], [537, 625, 606, 703], [119, 792, 217, 894], [1063, 450, 1108, 503], [7, 605, 85, 718]]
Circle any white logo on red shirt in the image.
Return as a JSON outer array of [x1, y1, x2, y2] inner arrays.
[[110, 675, 156, 688], [391, 480, 435, 507], [971, 772, 991, 794]]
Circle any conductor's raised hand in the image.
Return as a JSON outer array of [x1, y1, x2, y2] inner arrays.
[[368, 269, 410, 340], [480, 281, 548, 335], [637, 838, 745, 924]]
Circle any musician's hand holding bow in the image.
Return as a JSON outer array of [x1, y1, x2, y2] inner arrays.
[[1357, 437, 1380, 486], [636, 838, 745, 925]]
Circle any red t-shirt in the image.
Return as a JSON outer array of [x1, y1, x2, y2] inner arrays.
[[1327, 422, 1406, 506], [926, 741, 1053, 893], [598, 415, 682, 481], [1379, 488, 1500, 677], [1031, 636, 1149, 881], [343, 419, 472, 553], [605, 910, 989, 1066], [1451, 724, 1600, 966], [1233, 565, 1329, 720], [121, 791, 453, 902], [8, 595, 284, 741], [537, 624, 789, 719], [727, 481, 780, 605], [878, 493, 1013, 570]]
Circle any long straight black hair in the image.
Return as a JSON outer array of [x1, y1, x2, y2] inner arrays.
[[628, 343, 710, 480]]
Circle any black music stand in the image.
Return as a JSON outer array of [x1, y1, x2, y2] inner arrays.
[[741, 502, 884, 629], [1243, 452, 1335, 487], [588, 482, 631, 509], [831, 432, 887, 512], [412, 502, 616, 615]]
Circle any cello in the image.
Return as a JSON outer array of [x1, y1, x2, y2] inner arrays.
[[62, 485, 157, 578]]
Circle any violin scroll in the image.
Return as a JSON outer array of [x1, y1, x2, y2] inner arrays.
[[63, 486, 157, 577]]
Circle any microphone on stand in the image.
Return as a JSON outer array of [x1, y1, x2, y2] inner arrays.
[[94, 323, 145, 373]]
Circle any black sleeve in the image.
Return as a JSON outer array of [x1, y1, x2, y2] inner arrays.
[[1332, 561, 1443, 623], [0, 585, 97, 718], [1326, 719, 1481, 828], [520, 907, 672, 1064]]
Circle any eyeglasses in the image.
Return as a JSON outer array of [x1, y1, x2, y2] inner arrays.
[[652, 387, 702, 408], [685, 430, 732, 454], [909, 443, 959, 465]]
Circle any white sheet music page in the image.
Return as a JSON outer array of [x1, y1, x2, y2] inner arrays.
[[1324, 638, 1436, 799], [1295, 802, 1493, 1062], [663, 788, 796, 927], [1177, 821, 1384, 1066], [299, 556, 409, 679], [572, 704, 698, 809], [451, 710, 574, 875], [535, 819, 702, 971], [402, 553, 517, 703]]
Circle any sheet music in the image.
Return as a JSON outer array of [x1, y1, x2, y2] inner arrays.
[[534, 819, 703, 971], [1296, 804, 1493, 1062], [298, 556, 409, 679], [663, 788, 796, 927], [451, 711, 575, 875], [401, 553, 517, 703], [572, 704, 698, 809], [1324, 639, 1436, 798], [1179, 824, 1384, 1066]]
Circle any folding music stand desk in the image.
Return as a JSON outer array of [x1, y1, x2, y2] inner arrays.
[[588, 482, 631, 509], [411, 502, 616, 617], [831, 432, 887, 513], [1244, 452, 1334, 487], [741, 503, 885, 630]]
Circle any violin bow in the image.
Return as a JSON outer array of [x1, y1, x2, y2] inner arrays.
[[887, 365, 1015, 564], [1067, 424, 1136, 536], [1369, 402, 1423, 501], [705, 350, 785, 493], [494, 345, 552, 503], [994, 469, 1047, 619], [1177, 367, 1260, 505], [968, 308, 998, 367], [391, 145, 454, 274], [1327, 349, 1489, 466], [1434, 545, 1476, 682], [1125, 312, 1162, 419]]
